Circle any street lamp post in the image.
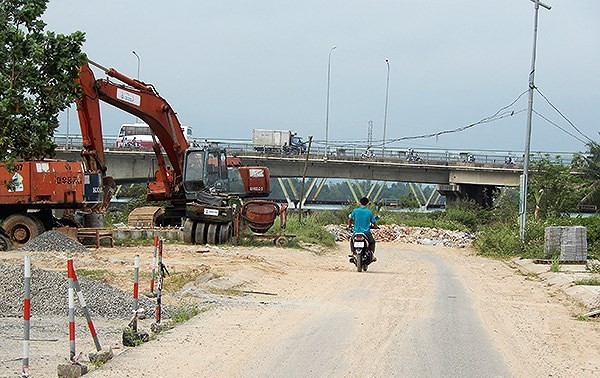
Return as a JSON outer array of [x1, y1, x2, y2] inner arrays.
[[325, 46, 337, 155], [382, 59, 390, 157], [66, 106, 70, 149], [520, 0, 551, 242], [132, 50, 141, 123]]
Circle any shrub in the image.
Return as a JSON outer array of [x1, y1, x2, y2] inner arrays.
[[284, 215, 336, 247], [310, 205, 354, 225], [474, 223, 523, 257], [580, 215, 600, 259], [441, 200, 485, 231]]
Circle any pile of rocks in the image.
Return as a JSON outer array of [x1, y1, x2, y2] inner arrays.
[[325, 224, 475, 248], [0, 262, 155, 319], [18, 230, 88, 253]]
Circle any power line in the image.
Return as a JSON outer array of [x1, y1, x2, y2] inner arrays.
[[532, 110, 589, 144], [535, 87, 593, 143], [323, 90, 530, 147]]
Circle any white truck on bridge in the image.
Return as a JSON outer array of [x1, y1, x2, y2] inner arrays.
[[252, 129, 306, 154]]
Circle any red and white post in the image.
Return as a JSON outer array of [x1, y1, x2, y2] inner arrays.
[[150, 236, 158, 295], [22, 256, 31, 377], [155, 239, 164, 324], [69, 260, 102, 352], [67, 259, 76, 362], [132, 255, 140, 331]]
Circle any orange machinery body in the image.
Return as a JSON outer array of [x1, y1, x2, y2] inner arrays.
[[0, 161, 86, 207], [237, 166, 271, 197]]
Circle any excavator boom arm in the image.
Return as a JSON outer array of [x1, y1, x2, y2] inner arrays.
[[75, 61, 190, 200]]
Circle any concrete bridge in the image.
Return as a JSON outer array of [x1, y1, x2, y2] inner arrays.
[[55, 147, 523, 206], [237, 153, 522, 207]]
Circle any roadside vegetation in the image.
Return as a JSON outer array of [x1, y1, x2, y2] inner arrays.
[[283, 146, 600, 261], [105, 144, 600, 261]]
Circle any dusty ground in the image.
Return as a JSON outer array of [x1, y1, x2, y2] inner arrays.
[[1, 241, 599, 377]]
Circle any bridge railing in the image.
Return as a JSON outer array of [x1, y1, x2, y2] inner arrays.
[[53, 134, 575, 168], [231, 144, 575, 168]]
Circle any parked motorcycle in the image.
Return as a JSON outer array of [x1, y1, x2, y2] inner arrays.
[[361, 147, 374, 160], [349, 232, 373, 272]]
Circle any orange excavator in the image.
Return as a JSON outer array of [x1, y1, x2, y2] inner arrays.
[[75, 59, 285, 244]]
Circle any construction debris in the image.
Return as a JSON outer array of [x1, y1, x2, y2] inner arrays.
[[325, 224, 475, 248]]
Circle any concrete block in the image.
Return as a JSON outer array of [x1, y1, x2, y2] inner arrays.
[[88, 348, 114, 365], [57, 363, 88, 378]]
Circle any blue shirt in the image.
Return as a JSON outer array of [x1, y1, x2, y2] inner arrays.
[[349, 206, 376, 234]]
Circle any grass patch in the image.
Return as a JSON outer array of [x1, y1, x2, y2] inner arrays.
[[162, 270, 202, 292], [574, 277, 600, 286], [167, 303, 202, 325], [282, 215, 336, 247], [550, 256, 561, 273]]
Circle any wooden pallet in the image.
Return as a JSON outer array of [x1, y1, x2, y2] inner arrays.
[[77, 228, 114, 248]]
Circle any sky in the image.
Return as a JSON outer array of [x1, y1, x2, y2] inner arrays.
[[43, 0, 599, 154]]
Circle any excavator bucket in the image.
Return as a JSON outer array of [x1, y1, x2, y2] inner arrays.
[[128, 206, 164, 227]]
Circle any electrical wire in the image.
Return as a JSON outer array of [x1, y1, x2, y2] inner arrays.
[[532, 110, 589, 144], [535, 87, 593, 143], [323, 90, 530, 148]]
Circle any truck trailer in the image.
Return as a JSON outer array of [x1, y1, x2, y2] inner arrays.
[[252, 129, 306, 154]]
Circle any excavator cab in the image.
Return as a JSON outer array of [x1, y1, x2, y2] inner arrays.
[[182, 146, 270, 201], [183, 147, 246, 200]]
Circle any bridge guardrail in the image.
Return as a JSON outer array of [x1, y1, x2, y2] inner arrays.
[[52, 134, 575, 168]]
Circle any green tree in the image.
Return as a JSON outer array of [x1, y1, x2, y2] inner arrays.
[[528, 154, 581, 219], [0, 0, 85, 161], [573, 140, 600, 209]]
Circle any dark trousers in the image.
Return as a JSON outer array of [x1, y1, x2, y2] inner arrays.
[[365, 232, 376, 253]]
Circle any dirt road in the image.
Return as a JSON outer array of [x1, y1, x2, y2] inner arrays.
[[83, 243, 600, 377], [77, 242, 599, 378]]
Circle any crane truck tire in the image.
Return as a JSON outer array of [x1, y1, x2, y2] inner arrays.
[[2, 214, 45, 247], [218, 223, 232, 244], [194, 222, 207, 245], [207, 223, 219, 245], [183, 219, 195, 244], [0, 227, 11, 251], [183, 221, 231, 245]]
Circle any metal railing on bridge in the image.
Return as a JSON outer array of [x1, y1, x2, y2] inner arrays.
[[53, 134, 576, 168]]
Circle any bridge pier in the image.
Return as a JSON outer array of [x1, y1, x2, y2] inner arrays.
[[437, 184, 498, 208]]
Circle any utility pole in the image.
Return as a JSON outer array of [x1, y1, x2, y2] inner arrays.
[[325, 46, 337, 155], [382, 59, 390, 157], [520, 0, 552, 242]]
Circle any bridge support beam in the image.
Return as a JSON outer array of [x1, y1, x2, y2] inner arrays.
[[409, 183, 442, 210], [437, 184, 498, 208]]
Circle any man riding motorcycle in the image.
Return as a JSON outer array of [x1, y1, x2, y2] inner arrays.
[[348, 197, 378, 262]]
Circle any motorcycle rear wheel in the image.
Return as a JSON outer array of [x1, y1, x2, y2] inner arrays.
[[356, 253, 362, 272]]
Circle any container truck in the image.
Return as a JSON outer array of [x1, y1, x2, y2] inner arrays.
[[252, 129, 306, 154]]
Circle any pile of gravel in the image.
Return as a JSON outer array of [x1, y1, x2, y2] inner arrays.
[[18, 231, 88, 253], [0, 262, 155, 320]]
